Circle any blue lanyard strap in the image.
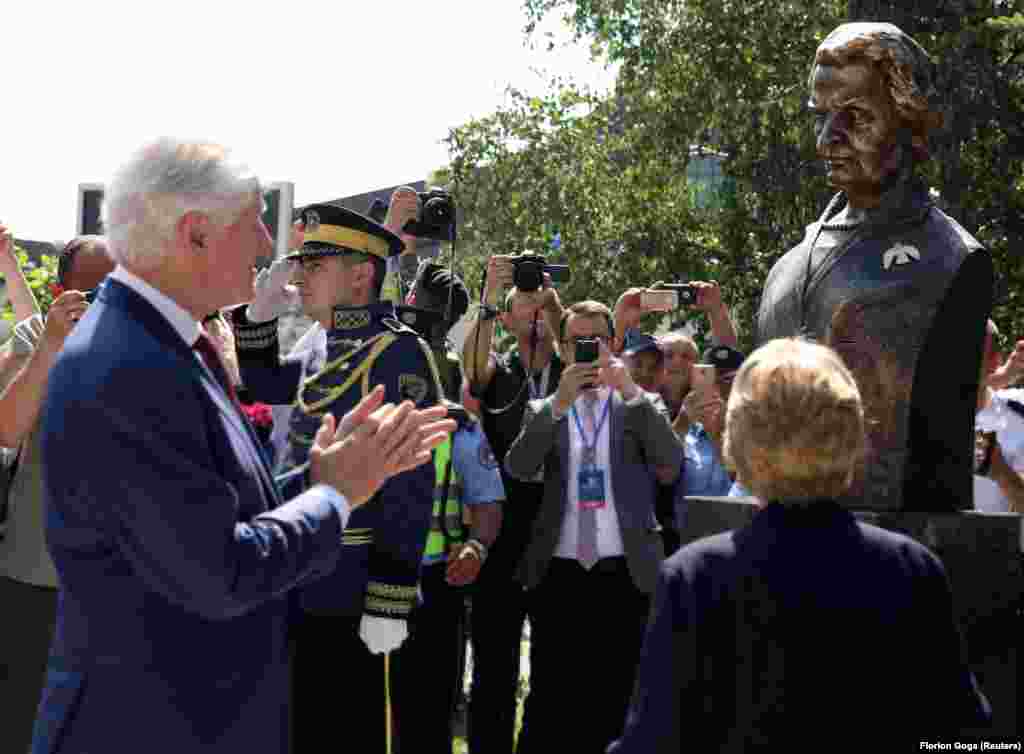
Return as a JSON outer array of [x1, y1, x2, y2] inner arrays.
[[571, 396, 611, 462]]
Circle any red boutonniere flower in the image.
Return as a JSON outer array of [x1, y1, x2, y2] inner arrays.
[[241, 402, 273, 428], [49, 283, 65, 298]]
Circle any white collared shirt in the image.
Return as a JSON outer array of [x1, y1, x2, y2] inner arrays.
[[555, 386, 625, 561], [110, 265, 204, 348], [109, 266, 346, 510]]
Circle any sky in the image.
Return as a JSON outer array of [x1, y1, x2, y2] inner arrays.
[[0, 0, 616, 244]]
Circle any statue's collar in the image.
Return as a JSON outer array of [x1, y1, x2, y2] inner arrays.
[[822, 178, 933, 236]]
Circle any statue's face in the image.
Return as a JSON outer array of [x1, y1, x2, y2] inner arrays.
[[809, 60, 899, 206]]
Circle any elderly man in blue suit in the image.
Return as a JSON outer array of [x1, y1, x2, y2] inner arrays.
[[32, 138, 454, 754]]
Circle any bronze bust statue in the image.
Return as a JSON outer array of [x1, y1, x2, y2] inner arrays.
[[756, 23, 993, 511]]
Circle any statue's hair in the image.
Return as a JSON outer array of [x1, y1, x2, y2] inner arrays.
[[810, 23, 943, 161]]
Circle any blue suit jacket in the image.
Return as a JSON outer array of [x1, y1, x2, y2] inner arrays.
[[609, 500, 991, 752], [32, 279, 348, 754]]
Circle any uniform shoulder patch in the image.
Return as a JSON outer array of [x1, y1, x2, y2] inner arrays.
[[399, 373, 430, 404]]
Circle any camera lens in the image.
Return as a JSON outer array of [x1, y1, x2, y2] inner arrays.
[[424, 197, 453, 224]]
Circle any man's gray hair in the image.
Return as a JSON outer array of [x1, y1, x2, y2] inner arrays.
[[103, 138, 261, 271]]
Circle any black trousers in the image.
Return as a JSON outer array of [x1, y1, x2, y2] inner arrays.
[[292, 614, 389, 754], [0, 577, 58, 754], [391, 561, 467, 754], [467, 563, 532, 754], [516, 557, 650, 754]]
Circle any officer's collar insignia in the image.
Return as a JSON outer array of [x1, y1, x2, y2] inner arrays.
[[399, 373, 430, 404], [304, 210, 321, 233], [400, 311, 418, 326], [882, 243, 921, 271], [333, 308, 371, 330]]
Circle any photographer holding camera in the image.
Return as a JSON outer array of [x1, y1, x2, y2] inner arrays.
[[460, 252, 564, 754], [613, 280, 738, 421], [504, 300, 682, 754]]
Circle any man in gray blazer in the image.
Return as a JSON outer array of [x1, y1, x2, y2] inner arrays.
[[504, 300, 683, 754]]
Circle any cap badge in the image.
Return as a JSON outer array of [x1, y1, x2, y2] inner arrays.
[[304, 210, 321, 234]]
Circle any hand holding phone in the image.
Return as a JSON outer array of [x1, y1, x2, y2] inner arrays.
[[690, 363, 717, 398]]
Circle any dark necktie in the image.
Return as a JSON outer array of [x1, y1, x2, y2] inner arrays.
[[193, 331, 239, 405]]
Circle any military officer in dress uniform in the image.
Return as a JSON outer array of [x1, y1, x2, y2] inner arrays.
[[392, 262, 506, 753], [231, 204, 443, 754]]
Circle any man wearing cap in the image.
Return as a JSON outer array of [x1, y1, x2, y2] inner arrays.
[[231, 203, 443, 753], [674, 345, 747, 502], [621, 329, 667, 395], [621, 329, 686, 554], [392, 262, 506, 753]]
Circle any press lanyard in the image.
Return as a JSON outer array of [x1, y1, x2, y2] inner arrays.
[[571, 396, 611, 465]]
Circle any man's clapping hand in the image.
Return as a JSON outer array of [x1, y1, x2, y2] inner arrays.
[[309, 385, 456, 506]]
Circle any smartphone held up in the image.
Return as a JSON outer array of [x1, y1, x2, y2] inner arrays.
[[641, 283, 698, 312]]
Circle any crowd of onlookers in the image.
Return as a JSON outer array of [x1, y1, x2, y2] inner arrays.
[[0, 203, 1015, 753]]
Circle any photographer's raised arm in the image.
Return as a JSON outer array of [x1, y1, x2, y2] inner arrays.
[[0, 292, 87, 447], [0, 224, 42, 323], [613, 288, 646, 355], [462, 255, 513, 392], [693, 281, 738, 349]]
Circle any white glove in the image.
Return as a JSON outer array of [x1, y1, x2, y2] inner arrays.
[[359, 615, 409, 654], [11, 313, 44, 356], [247, 259, 298, 323]]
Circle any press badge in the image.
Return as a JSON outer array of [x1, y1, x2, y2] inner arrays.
[[578, 465, 606, 510]]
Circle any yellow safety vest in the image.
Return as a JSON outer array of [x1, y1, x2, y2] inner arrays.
[[424, 435, 464, 561]]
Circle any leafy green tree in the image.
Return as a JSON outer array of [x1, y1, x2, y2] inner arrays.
[[1, 246, 59, 326], [445, 0, 1023, 349]]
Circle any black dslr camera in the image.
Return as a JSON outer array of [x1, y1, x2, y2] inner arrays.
[[510, 254, 571, 293], [574, 337, 600, 364], [652, 282, 698, 306], [402, 189, 457, 241]]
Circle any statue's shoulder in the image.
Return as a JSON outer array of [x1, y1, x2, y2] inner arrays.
[[920, 206, 986, 259], [764, 228, 815, 286]]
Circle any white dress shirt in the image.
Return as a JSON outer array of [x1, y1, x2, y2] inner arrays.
[[109, 266, 347, 512], [269, 321, 326, 467], [974, 390, 1024, 513], [555, 387, 626, 561]]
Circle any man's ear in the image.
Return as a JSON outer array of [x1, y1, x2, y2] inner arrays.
[[176, 211, 211, 251]]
